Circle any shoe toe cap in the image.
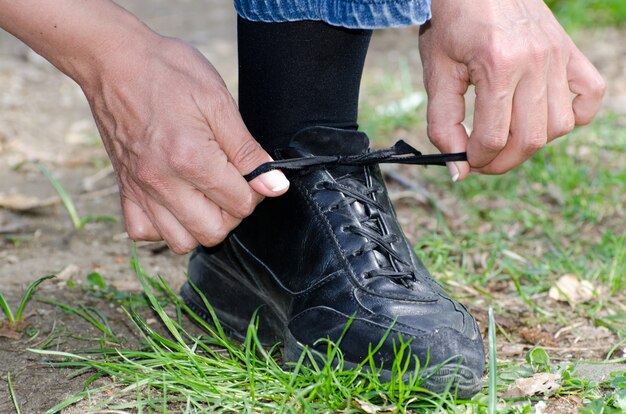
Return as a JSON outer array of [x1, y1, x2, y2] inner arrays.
[[289, 306, 485, 380]]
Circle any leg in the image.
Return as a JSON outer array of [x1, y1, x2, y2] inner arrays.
[[183, 18, 484, 399], [237, 17, 372, 152]]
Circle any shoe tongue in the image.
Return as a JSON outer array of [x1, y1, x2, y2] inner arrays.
[[289, 127, 410, 283], [287, 126, 370, 157]]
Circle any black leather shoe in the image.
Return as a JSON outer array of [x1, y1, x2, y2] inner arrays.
[[181, 126, 485, 398]]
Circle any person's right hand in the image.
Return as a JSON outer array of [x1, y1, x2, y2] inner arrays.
[[82, 36, 289, 253], [0, 1, 289, 254]]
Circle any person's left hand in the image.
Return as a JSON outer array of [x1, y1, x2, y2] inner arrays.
[[419, 0, 605, 181]]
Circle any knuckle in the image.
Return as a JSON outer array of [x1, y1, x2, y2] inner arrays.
[[127, 224, 150, 241], [478, 133, 508, 153], [591, 74, 607, 98], [479, 38, 548, 80], [166, 139, 199, 175], [523, 134, 547, 154], [548, 40, 562, 57], [488, 165, 511, 175], [427, 124, 451, 148], [480, 163, 512, 176], [551, 112, 575, 139], [199, 225, 231, 247], [231, 139, 265, 171], [169, 237, 198, 255], [528, 42, 549, 65], [481, 43, 518, 74], [235, 196, 257, 219]]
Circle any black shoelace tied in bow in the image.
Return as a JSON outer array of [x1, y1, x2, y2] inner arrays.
[[244, 140, 466, 181], [244, 140, 466, 288]]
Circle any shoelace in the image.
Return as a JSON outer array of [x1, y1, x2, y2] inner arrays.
[[244, 140, 466, 181], [314, 175, 415, 287], [244, 140, 466, 287]]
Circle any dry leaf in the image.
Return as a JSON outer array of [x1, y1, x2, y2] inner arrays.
[[0, 192, 58, 212], [0, 324, 23, 340], [353, 398, 396, 414], [548, 274, 595, 304], [56, 264, 80, 281], [502, 373, 561, 398], [501, 249, 529, 264], [534, 400, 548, 414]]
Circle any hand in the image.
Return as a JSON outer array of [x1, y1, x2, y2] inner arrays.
[[0, 1, 288, 253], [83, 36, 289, 253], [419, 0, 605, 181]]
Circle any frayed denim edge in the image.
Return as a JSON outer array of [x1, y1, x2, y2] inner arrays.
[[235, 0, 431, 29]]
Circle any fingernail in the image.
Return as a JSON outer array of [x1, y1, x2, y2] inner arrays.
[[258, 170, 290, 192], [447, 162, 460, 182]]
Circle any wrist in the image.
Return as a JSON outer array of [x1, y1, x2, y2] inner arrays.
[[67, 18, 163, 91]]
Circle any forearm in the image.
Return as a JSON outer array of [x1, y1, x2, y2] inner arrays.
[[0, 0, 159, 86]]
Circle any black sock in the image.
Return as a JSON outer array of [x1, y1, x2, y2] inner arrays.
[[237, 17, 372, 153]]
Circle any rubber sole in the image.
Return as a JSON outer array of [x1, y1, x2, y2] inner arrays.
[[181, 276, 483, 399]]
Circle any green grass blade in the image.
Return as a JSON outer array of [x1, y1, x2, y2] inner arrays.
[[34, 161, 83, 230], [15, 275, 55, 321], [7, 371, 22, 414], [0, 290, 15, 322], [487, 307, 497, 414], [36, 297, 117, 341], [130, 257, 186, 347]]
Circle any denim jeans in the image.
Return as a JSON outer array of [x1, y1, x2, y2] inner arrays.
[[235, 0, 431, 29]]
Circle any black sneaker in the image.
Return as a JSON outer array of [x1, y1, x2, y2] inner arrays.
[[181, 126, 484, 398]]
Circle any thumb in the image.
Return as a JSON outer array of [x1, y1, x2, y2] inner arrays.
[[222, 136, 290, 197], [210, 96, 289, 197]]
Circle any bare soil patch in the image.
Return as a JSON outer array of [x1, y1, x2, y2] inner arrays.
[[1, 1, 624, 412]]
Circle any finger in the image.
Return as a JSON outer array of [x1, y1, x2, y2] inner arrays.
[[546, 56, 576, 141], [424, 61, 471, 182], [567, 47, 605, 126], [181, 138, 265, 219], [160, 128, 263, 220], [476, 67, 548, 174], [142, 200, 199, 254], [467, 72, 515, 169], [206, 93, 290, 196], [121, 196, 161, 241], [158, 184, 241, 247]]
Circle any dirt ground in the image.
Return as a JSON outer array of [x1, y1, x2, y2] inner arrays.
[[0, 1, 625, 412]]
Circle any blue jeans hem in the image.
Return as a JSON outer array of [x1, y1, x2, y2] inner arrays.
[[235, 0, 431, 29]]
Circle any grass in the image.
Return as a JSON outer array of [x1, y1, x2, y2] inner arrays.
[[29, 246, 625, 412], [33, 254, 473, 413], [26, 105, 626, 411], [20, 104, 625, 412], [9, 16, 625, 409], [487, 308, 497, 414], [547, 0, 626, 29], [6, 371, 21, 414], [34, 161, 116, 230], [0, 275, 55, 324]]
